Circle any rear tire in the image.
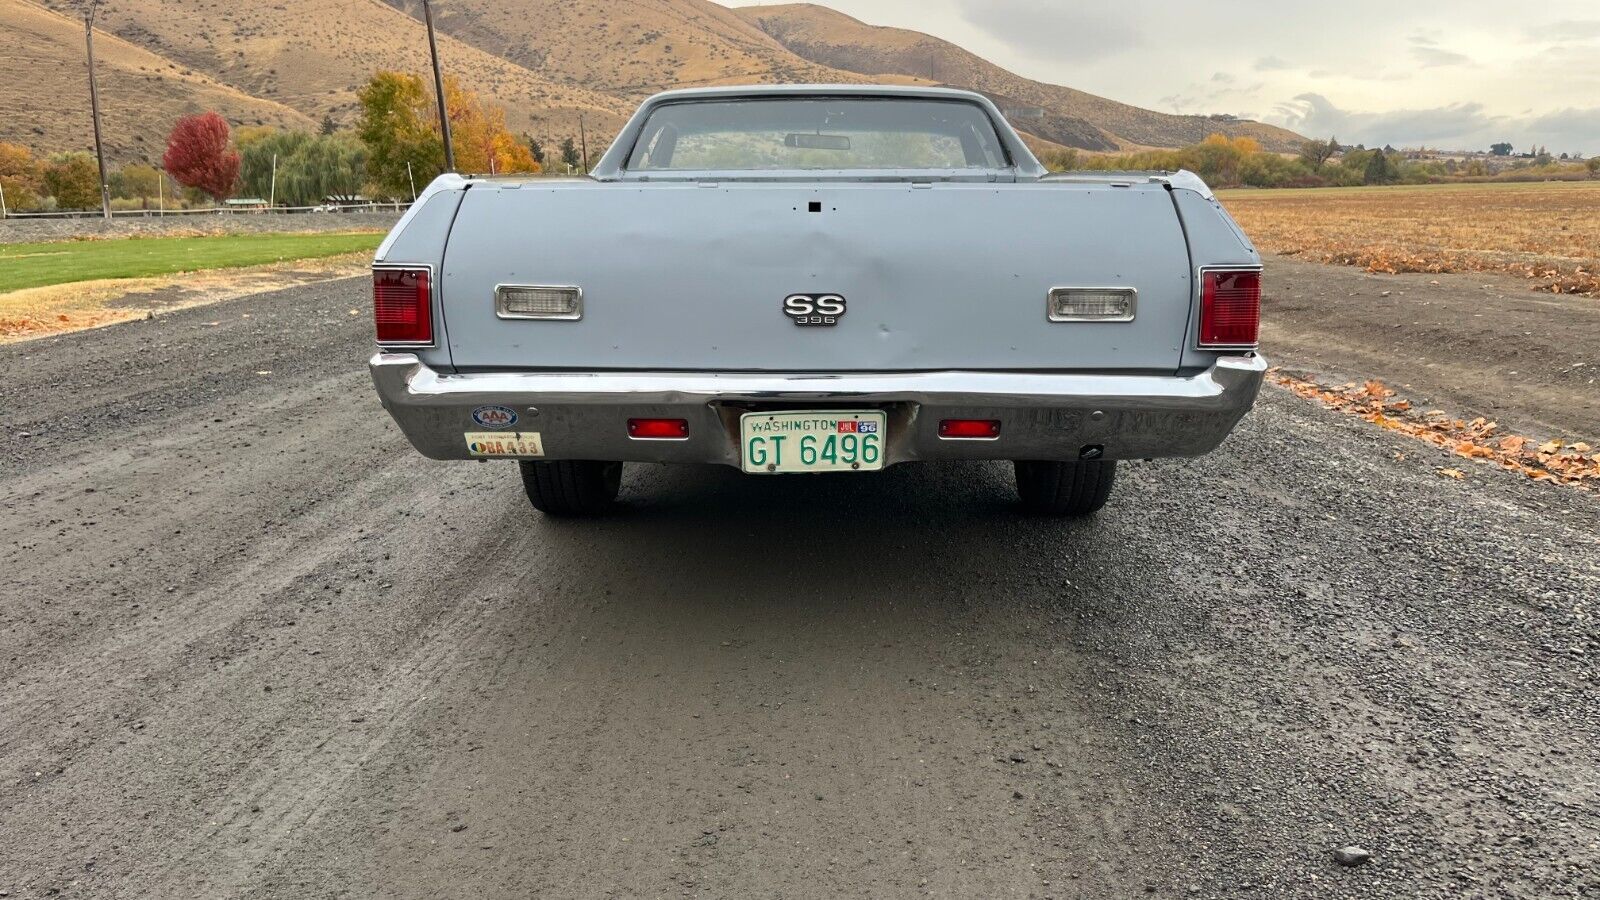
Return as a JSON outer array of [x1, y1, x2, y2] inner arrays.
[[1014, 459, 1117, 516], [519, 460, 623, 517]]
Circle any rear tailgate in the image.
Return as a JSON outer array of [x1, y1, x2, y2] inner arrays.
[[439, 180, 1192, 372]]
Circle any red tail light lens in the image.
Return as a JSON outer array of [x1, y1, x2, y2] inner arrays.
[[938, 419, 1002, 439], [1199, 269, 1261, 348], [627, 418, 690, 439], [373, 268, 432, 345]]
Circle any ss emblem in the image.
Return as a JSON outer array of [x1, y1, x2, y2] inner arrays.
[[783, 293, 847, 326]]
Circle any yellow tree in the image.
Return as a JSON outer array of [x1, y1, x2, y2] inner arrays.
[[445, 77, 539, 175]]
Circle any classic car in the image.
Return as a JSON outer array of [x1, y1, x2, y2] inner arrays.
[[369, 85, 1266, 517]]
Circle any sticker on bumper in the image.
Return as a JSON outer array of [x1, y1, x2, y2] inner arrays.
[[465, 432, 544, 458], [472, 405, 519, 428]]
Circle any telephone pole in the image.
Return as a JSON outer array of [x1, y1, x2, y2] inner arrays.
[[421, 0, 455, 171], [578, 114, 588, 175], [84, 0, 113, 219]]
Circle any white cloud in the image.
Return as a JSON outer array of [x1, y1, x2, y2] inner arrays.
[[1269, 93, 1599, 153]]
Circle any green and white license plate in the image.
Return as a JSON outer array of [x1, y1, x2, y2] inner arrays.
[[740, 410, 886, 474]]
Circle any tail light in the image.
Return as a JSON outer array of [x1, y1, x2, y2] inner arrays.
[[1198, 268, 1261, 349], [373, 267, 433, 345]]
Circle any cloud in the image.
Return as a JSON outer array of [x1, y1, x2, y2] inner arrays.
[[1269, 93, 1600, 153], [1254, 56, 1292, 71], [1411, 46, 1473, 67], [1212, 72, 1235, 84], [1523, 19, 1600, 40], [954, 1, 1140, 62]]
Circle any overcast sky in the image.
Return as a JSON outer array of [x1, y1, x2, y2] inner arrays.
[[731, 0, 1600, 153]]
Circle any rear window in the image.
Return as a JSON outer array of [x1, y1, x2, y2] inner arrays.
[[625, 98, 1009, 172]]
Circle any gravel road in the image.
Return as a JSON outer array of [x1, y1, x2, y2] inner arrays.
[[2, 276, 1597, 899]]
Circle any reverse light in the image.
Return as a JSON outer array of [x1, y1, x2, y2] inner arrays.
[[1048, 287, 1136, 322], [1198, 269, 1262, 348], [628, 418, 690, 440], [496, 285, 583, 320], [939, 419, 1002, 439], [372, 267, 432, 345]]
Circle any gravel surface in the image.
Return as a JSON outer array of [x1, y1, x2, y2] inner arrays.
[[1263, 256, 1600, 441], [0, 211, 401, 245], [1, 275, 1596, 899]]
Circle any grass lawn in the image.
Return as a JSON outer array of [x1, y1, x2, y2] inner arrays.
[[0, 231, 384, 293]]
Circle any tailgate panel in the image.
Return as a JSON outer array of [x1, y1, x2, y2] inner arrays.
[[440, 182, 1191, 372]]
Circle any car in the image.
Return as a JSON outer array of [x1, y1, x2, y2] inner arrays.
[[368, 85, 1266, 517]]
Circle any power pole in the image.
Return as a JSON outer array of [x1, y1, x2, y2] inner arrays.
[[421, 0, 454, 171], [578, 114, 588, 175], [84, 0, 113, 219], [407, 161, 417, 202], [0, 181, 8, 219], [269, 153, 278, 208]]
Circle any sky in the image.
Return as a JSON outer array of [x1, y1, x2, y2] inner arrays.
[[730, 0, 1600, 153]]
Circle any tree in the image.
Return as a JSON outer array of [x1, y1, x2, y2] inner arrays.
[[44, 152, 101, 209], [319, 113, 338, 136], [444, 77, 539, 175], [238, 128, 369, 206], [237, 127, 310, 202], [163, 112, 240, 202], [1298, 136, 1338, 171], [357, 71, 445, 197], [524, 134, 545, 167], [110, 163, 162, 205], [1363, 148, 1396, 185], [1490, 142, 1513, 157], [560, 136, 580, 170], [1588, 157, 1600, 179], [0, 141, 46, 211]]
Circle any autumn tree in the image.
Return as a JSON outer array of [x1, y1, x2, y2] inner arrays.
[[0, 141, 47, 211], [444, 77, 538, 176], [44, 152, 101, 209], [357, 71, 445, 197], [163, 112, 241, 202]]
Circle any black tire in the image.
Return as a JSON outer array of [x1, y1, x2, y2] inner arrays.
[[1014, 459, 1117, 516], [519, 460, 623, 517]]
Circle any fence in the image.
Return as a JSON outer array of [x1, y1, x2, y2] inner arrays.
[[0, 201, 412, 220]]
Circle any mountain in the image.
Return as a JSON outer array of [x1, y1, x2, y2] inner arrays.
[[2, 0, 312, 162], [734, 3, 1306, 153], [2, 0, 1301, 164]]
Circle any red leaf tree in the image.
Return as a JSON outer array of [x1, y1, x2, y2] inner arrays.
[[162, 112, 240, 202]]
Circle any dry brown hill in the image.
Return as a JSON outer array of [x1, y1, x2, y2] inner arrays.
[[735, 3, 1306, 153], [26, 0, 630, 153], [1, 0, 313, 163]]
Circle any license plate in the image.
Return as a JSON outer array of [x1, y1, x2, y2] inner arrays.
[[740, 410, 886, 474]]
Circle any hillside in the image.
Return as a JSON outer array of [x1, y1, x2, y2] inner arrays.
[[2, 0, 1301, 164], [735, 3, 1306, 153], [1, 0, 313, 162], [24, 0, 630, 158]]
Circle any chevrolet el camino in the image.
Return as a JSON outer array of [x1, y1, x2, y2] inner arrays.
[[369, 85, 1266, 517]]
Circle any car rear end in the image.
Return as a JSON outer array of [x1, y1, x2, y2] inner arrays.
[[368, 86, 1266, 514]]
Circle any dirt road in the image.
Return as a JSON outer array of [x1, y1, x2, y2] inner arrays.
[[2, 275, 1597, 899]]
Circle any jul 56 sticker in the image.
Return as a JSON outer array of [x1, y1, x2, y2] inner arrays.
[[465, 432, 544, 458], [472, 405, 518, 429]]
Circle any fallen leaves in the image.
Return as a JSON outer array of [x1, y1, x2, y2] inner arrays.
[[1270, 370, 1600, 490]]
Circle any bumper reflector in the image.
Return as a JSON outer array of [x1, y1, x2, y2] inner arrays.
[[496, 285, 583, 320], [939, 419, 1002, 439], [628, 418, 690, 440]]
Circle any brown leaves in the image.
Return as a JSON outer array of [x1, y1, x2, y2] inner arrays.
[[1270, 371, 1600, 490]]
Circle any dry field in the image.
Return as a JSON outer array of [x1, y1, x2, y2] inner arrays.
[[1221, 181, 1600, 296]]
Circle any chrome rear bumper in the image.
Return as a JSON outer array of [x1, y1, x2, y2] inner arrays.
[[369, 353, 1267, 465]]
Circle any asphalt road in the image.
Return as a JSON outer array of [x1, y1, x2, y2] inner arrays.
[[2, 276, 1597, 899]]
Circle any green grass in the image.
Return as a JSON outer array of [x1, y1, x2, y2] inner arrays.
[[0, 231, 384, 293]]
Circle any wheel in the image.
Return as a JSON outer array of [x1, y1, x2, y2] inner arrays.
[[519, 460, 623, 517], [1014, 459, 1117, 516]]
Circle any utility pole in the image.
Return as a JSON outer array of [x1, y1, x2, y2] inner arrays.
[[269, 153, 278, 208], [157, 171, 164, 216], [578, 114, 588, 175], [0, 181, 8, 219], [84, 0, 113, 219], [421, 0, 454, 171], [407, 161, 417, 202]]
